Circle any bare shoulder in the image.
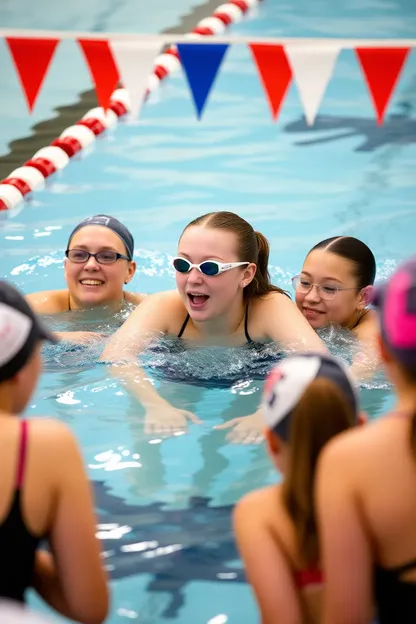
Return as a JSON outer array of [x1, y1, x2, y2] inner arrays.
[[27, 418, 75, 445], [113, 289, 185, 336], [28, 418, 80, 454], [249, 291, 296, 321], [234, 485, 280, 525], [353, 309, 378, 342], [124, 291, 147, 306], [320, 416, 396, 472], [25, 289, 69, 314]]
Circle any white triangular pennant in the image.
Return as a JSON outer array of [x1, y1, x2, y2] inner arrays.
[[109, 39, 163, 118], [285, 45, 341, 126]]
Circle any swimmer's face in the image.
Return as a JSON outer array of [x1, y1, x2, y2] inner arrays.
[[176, 226, 255, 322], [13, 344, 42, 413], [295, 250, 367, 329], [64, 226, 136, 309]]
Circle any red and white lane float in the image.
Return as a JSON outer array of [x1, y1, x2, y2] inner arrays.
[[0, 0, 263, 213]]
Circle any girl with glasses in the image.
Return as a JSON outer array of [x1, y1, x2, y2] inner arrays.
[[25, 215, 144, 344], [102, 211, 326, 441], [293, 236, 378, 378], [26, 214, 143, 315]]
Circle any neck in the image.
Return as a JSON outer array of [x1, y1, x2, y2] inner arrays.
[[192, 298, 247, 340], [0, 385, 16, 414], [344, 308, 367, 331], [69, 293, 125, 313]]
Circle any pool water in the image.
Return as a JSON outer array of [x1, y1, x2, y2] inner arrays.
[[1, 0, 416, 622]]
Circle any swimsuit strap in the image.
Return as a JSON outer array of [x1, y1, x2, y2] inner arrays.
[[178, 307, 252, 342], [388, 558, 416, 576], [244, 303, 253, 344], [68, 291, 71, 311], [178, 314, 190, 338]]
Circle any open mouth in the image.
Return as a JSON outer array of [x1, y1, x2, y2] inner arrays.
[[80, 279, 105, 287], [188, 293, 210, 307]]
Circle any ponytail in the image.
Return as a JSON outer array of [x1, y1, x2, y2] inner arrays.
[[282, 377, 356, 565], [243, 231, 289, 300]]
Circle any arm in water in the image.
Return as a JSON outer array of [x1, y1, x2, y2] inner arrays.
[[100, 291, 202, 435], [216, 293, 328, 444]]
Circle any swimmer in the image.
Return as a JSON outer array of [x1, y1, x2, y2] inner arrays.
[[317, 256, 416, 624], [26, 214, 144, 343], [101, 211, 327, 441], [0, 280, 108, 622], [293, 236, 378, 378], [234, 352, 360, 623]]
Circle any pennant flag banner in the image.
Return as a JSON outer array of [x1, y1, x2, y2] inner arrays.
[[249, 44, 292, 121], [177, 43, 229, 118], [109, 39, 162, 118], [78, 38, 120, 110], [355, 47, 410, 125], [286, 44, 340, 126], [2, 33, 415, 125], [5, 37, 60, 112]]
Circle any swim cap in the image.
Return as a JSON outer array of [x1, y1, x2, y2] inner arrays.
[[263, 353, 358, 440], [0, 281, 57, 383], [372, 255, 416, 372], [68, 215, 134, 260]]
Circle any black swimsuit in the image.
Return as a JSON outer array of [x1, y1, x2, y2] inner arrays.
[[177, 304, 253, 343], [374, 559, 416, 623], [0, 421, 41, 603]]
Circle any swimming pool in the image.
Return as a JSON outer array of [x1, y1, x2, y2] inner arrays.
[[1, 0, 416, 622]]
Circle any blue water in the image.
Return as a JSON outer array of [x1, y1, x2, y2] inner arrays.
[[1, 0, 416, 622]]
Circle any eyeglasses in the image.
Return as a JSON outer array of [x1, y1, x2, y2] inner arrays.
[[173, 257, 249, 276], [65, 249, 131, 265], [291, 275, 358, 301]]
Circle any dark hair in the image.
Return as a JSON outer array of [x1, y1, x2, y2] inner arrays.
[[181, 211, 288, 299], [282, 377, 356, 565], [310, 236, 376, 289]]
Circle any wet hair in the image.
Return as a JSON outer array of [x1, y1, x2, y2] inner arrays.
[[281, 377, 356, 565], [309, 236, 376, 289], [181, 211, 288, 299]]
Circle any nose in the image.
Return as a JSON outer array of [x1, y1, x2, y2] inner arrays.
[[304, 284, 322, 303], [186, 267, 204, 284], [84, 255, 100, 270]]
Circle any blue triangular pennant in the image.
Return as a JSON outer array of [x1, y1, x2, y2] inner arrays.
[[177, 43, 229, 119]]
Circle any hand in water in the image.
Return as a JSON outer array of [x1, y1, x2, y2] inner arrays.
[[144, 405, 203, 438], [55, 331, 105, 345], [214, 412, 264, 445]]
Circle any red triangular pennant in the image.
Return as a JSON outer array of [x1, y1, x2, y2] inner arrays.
[[6, 37, 59, 112], [249, 44, 292, 121], [78, 39, 120, 110], [355, 47, 410, 125]]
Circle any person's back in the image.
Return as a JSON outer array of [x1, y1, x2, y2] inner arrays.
[[317, 256, 416, 624], [0, 280, 108, 624], [234, 353, 359, 624]]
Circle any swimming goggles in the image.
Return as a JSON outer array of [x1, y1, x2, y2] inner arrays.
[[173, 257, 249, 276]]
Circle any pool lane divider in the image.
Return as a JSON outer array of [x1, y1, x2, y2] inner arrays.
[[0, 0, 263, 213]]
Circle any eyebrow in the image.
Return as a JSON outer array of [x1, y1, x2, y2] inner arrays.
[[71, 244, 119, 252], [178, 252, 226, 262], [301, 271, 343, 284]]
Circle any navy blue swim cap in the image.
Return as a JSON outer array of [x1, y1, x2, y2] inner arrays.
[[68, 215, 134, 260]]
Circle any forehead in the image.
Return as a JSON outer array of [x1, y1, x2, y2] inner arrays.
[[303, 249, 355, 280], [70, 226, 125, 253], [178, 226, 239, 260]]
